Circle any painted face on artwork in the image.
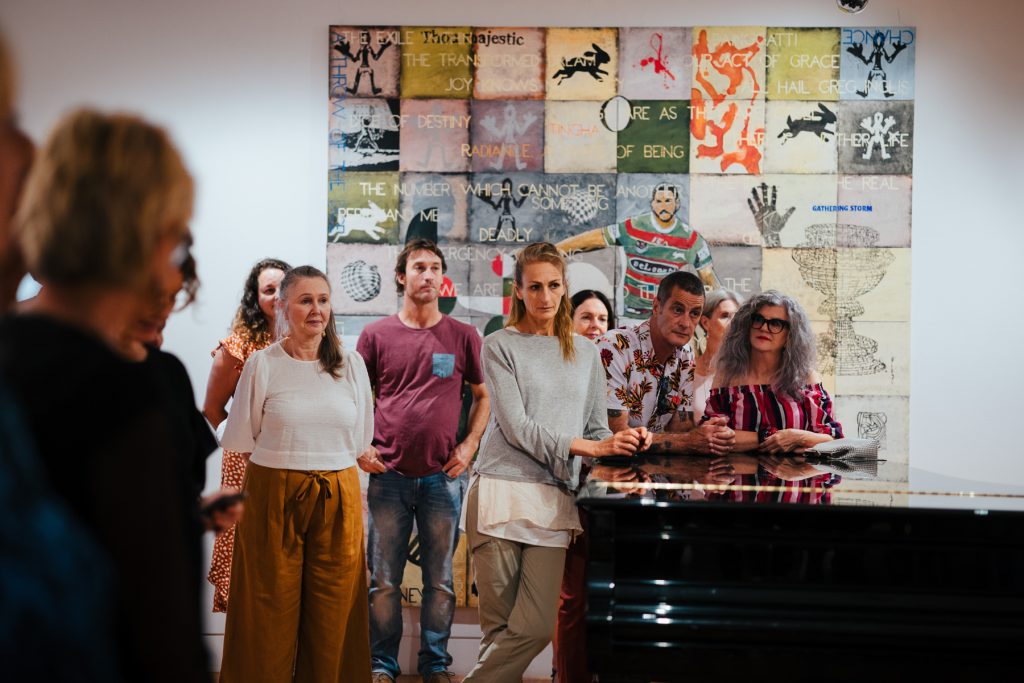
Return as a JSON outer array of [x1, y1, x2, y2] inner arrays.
[[749, 304, 791, 354], [516, 261, 565, 325], [652, 285, 703, 350], [399, 249, 443, 305], [285, 276, 331, 340], [572, 296, 610, 341], [650, 188, 679, 227], [257, 267, 286, 323], [700, 299, 739, 348]]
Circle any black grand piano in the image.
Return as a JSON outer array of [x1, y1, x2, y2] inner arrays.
[[578, 453, 1024, 682]]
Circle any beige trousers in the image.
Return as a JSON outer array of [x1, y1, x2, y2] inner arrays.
[[220, 463, 371, 683], [463, 481, 567, 683]]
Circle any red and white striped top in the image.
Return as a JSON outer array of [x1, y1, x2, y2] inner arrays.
[[706, 383, 844, 504]]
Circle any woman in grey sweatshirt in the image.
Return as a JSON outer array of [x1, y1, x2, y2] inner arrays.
[[463, 242, 649, 683]]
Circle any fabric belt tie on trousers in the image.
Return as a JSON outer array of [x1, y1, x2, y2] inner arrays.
[[294, 470, 334, 536]]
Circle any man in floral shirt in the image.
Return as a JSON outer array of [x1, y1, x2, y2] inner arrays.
[[596, 271, 735, 453]]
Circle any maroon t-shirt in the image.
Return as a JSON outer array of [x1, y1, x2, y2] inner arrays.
[[356, 315, 484, 477]]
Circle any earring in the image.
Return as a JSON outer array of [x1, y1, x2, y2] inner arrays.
[[322, 330, 326, 338]]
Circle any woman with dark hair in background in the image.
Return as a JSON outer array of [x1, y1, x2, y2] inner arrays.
[[552, 287, 617, 683], [205, 256, 289, 612], [570, 288, 615, 341], [692, 289, 743, 421], [0, 107, 209, 681], [706, 290, 844, 504], [220, 265, 374, 683], [463, 242, 649, 683]]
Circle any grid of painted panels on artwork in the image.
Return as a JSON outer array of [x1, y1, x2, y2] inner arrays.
[[327, 26, 914, 489]]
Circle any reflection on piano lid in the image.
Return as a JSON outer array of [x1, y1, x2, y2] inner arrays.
[[581, 452, 1024, 507], [579, 459, 1024, 682]]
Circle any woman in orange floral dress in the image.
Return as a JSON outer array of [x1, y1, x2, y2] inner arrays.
[[204, 257, 290, 612]]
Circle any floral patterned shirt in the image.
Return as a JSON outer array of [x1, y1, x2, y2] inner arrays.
[[595, 320, 695, 433]]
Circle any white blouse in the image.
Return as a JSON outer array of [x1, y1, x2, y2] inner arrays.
[[692, 371, 714, 423], [222, 342, 373, 471]]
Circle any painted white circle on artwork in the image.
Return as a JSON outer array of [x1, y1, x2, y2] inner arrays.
[[340, 260, 382, 302], [600, 96, 633, 132], [567, 262, 614, 300], [837, 0, 868, 12]]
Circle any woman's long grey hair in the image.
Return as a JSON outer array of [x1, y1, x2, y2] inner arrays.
[[715, 290, 818, 398], [702, 288, 743, 319]]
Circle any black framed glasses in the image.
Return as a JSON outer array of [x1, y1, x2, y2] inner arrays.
[[751, 313, 790, 334]]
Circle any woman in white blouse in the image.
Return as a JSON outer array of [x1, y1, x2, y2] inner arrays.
[[219, 265, 374, 683]]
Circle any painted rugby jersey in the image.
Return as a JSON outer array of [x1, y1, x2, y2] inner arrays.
[[601, 213, 712, 316]]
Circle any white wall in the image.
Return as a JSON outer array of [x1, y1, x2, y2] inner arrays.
[[5, 0, 1020, 484]]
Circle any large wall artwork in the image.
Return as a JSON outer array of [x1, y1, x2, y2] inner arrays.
[[328, 24, 915, 603]]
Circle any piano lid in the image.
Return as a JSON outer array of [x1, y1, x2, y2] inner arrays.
[[579, 451, 1024, 512]]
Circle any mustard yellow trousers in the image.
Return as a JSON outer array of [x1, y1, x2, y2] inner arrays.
[[220, 463, 371, 683]]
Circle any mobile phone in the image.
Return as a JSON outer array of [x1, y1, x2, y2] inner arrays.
[[201, 491, 248, 516]]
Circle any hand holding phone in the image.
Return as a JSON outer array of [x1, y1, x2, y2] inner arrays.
[[200, 489, 247, 533]]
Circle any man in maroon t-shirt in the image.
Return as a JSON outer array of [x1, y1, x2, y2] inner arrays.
[[356, 239, 489, 683]]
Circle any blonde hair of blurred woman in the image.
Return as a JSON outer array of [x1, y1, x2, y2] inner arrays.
[[16, 108, 193, 293]]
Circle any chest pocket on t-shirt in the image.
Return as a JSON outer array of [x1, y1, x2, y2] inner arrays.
[[432, 353, 456, 379]]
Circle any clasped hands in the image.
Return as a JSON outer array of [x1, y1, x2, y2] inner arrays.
[[356, 445, 387, 474], [357, 440, 478, 478], [593, 426, 654, 457], [694, 416, 736, 455]]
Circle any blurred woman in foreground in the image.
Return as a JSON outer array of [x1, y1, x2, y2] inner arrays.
[[0, 108, 209, 681]]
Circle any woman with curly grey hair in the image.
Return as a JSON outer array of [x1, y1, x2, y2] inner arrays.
[[706, 290, 844, 502]]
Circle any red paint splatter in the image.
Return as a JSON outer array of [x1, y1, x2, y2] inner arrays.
[[639, 32, 676, 85]]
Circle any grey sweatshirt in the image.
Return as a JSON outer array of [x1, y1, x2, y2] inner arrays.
[[474, 328, 613, 490]]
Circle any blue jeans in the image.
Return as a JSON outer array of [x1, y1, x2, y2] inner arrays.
[[367, 470, 467, 678]]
